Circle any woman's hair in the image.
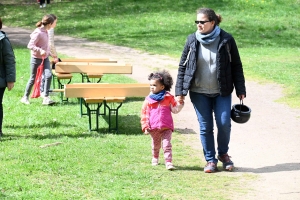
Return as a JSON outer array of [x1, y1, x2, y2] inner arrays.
[[36, 14, 55, 27], [196, 8, 222, 26], [0, 18, 2, 29], [148, 69, 173, 91], [49, 14, 57, 21]]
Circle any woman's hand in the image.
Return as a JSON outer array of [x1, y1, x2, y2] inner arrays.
[[7, 82, 14, 91], [238, 94, 245, 100]]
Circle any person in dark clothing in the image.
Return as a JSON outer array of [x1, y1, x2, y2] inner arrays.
[[39, 0, 50, 8], [0, 18, 16, 138], [175, 8, 246, 173]]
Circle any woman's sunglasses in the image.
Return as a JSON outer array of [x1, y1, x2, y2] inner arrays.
[[195, 20, 211, 25]]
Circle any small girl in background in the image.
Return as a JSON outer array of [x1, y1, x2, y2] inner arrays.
[[141, 70, 184, 170], [20, 14, 55, 105]]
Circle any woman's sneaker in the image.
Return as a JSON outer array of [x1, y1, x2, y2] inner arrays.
[[165, 162, 176, 170], [42, 97, 55, 105], [218, 153, 234, 171], [204, 162, 218, 173], [152, 158, 159, 166], [20, 97, 30, 105]]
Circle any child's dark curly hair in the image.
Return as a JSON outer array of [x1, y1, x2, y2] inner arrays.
[[148, 69, 173, 91]]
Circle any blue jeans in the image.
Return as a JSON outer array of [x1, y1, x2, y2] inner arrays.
[[190, 91, 232, 163]]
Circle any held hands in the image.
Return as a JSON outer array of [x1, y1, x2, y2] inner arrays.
[[177, 95, 185, 104]]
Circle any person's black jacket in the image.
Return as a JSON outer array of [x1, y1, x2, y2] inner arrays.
[[0, 31, 16, 88], [175, 29, 246, 97]]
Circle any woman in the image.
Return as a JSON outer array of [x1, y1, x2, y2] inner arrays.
[[20, 14, 55, 105], [175, 8, 246, 173], [0, 18, 16, 137]]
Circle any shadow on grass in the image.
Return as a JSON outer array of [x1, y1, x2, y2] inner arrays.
[[0, 132, 107, 142], [175, 128, 197, 134], [175, 165, 202, 171], [235, 163, 300, 173], [82, 97, 145, 135], [94, 114, 142, 135], [4, 121, 75, 129]]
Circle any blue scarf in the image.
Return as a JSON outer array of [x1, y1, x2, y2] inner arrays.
[[195, 26, 220, 45], [149, 90, 166, 101]]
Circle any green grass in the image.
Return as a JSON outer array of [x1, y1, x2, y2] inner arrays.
[[0, 46, 255, 199], [1, 0, 299, 108], [0, 0, 297, 198]]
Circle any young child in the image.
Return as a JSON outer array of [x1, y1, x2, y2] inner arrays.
[[20, 14, 55, 105], [40, 14, 59, 97], [141, 70, 184, 170]]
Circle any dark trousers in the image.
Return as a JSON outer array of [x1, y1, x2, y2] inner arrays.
[[0, 87, 6, 132], [40, 0, 50, 5]]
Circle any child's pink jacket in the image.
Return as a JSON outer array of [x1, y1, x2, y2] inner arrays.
[[141, 92, 184, 132], [27, 27, 50, 59]]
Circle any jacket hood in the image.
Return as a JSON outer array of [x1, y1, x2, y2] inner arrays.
[[0, 31, 6, 40]]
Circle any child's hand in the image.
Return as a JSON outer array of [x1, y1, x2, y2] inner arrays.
[[144, 129, 150, 135], [40, 49, 46, 56], [177, 96, 185, 104], [178, 100, 185, 105]]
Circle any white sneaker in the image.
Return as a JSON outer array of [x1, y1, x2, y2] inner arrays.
[[43, 3, 46, 7], [40, 92, 45, 98], [152, 158, 159, 166], [40, 5, 42, 8], [166, 162, 176, 170], [20, 97, 30, 105], [42, 96, 55, 105]]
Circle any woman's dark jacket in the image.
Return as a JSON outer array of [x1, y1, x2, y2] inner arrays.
[[0, 31, 16, 88], [175, 29, 246, 97]]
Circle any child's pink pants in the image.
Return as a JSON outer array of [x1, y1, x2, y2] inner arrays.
[[150, 128, 172, 162]]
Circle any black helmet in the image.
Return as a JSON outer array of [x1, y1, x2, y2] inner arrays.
[[231, 100, 251, 124]]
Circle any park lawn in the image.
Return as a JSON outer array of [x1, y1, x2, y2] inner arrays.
[[0, 46, 254, 199]]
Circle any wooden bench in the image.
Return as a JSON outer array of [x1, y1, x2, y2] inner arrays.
[[55, 83, 149, 132], [53, 62, 132, 102], [51, 58, 118, 88], [52, 71, 73, 102], [60, 58, 118, 82]]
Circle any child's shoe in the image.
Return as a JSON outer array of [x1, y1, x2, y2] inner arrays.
[[152, 158, 159, 166], [166, 162, 175, 170], [42, 96, 55, 105], [20, 96, 30, 105]]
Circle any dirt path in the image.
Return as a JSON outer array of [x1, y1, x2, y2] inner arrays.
[[4, 26, 300, 200]]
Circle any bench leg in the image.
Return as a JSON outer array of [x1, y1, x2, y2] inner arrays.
[[104, 101, 123, 132], [52, 74, 56, 89], [80, 73, 102, 83], [87, 77, 102, 83], [80, 73, 88, 83], [57, 78, 72, 102], [83, 100, 103, 131], [80, 98, 106, 117]]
